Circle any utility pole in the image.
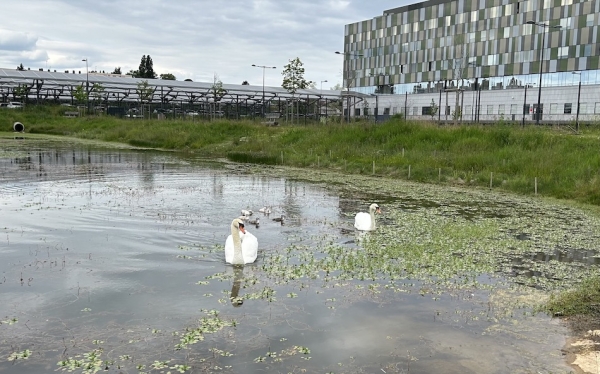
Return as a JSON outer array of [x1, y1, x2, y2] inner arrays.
[[252, 64, 276, 116], [335, 51, 363, 123], [82, 58, 89, 113]]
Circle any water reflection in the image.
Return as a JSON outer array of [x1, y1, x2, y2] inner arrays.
[[229, 266, 244, 307]]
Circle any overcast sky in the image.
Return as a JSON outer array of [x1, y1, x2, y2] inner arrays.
[[0, 1, 412, 89]]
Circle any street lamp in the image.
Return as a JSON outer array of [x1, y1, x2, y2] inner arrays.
[[335, 51, 363, 123], [526, 21, 561, 125], [82, 58, 89, 113], [572, 71, 582, 132], [320, 80, 328, 91], [252, 64, 276, 116], [467, 62, 478, 122]]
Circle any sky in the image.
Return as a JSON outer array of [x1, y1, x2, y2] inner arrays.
[[0, 1, 412, 90]]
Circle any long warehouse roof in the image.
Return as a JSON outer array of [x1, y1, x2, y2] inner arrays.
[[0, 68, 343, 102]]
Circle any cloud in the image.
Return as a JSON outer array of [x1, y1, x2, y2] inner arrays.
[[0, 29, 38, 51]]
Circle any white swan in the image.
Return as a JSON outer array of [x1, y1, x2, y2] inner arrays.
[[354, 203, 381, 231], [259, 206, 271, 214], [225, 218, 258, 265], [241, 209, 253, 217]]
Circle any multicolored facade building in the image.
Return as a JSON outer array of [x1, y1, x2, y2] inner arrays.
[[342, 0, 600, 122]]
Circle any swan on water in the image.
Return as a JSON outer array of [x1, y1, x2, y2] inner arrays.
[[225, 218, 258, 265], [354, 203, 381, 231], [241, 209, 253, 217], [259, 206, 271, 214]]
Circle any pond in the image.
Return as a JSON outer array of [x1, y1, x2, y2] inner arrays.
[[1, 136, 598, 373]]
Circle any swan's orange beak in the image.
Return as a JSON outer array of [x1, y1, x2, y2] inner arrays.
[[376, 207, 382, 214], [239, 225, 246, 234]]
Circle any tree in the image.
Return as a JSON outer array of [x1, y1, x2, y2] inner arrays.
[[282, 57, 313, 124], [241, 80, 249, 85], [144, 55, 157, 79], [72, 84, 87, 105], [13, 84, 28, 101], [16, 63, 24, 71], [138, 55, 147, 78], [330, 83, 343, 90], [136, 80, 155, 105], [160, 73, 176, 80], [429, 98, 439, 121], [136, 55, 157, 79], [208, 74, 227, 118], [91, 83, 105, 106], [452, 34, 469, 124], [111, 67, 122, 75], [281, 57, 312, 93]]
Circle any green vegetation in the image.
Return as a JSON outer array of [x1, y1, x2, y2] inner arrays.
[[3, 105, 600, 205], [542, 275, 600, 317]]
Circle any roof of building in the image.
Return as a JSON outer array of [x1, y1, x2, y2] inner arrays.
[[0, 68, 343, 103]]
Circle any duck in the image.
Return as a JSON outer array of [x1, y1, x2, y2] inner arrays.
[[248, 217, 260, 227], [272, 215, 285, 224], [225, 218, 258, 265], [354, 203, 381, 231]]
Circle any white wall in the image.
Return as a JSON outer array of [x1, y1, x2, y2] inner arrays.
[[354, 84, 600, 123]]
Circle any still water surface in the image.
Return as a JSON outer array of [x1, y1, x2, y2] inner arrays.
[[0, 140, 574, 373]]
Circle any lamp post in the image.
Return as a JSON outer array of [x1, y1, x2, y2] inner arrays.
[[82, 58, 89, 113], [320, 80, 328, 91], [467, 62, 477, 122], [572, 71, 582, 132], [335, 51, 363, 123], [526, 21, 561, 125], [252, 64, 276, 116]]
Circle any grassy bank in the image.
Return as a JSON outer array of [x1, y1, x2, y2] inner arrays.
[[3, 105, 600, 206]]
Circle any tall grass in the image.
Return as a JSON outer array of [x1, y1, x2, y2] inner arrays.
[[3, 105, 600, 205]]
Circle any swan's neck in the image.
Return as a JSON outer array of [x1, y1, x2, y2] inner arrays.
[[370, 209, 376, 229], [231, 224, 244, 265]]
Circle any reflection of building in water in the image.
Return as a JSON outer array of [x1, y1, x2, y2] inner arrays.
[[282, 180, 304, 224]]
